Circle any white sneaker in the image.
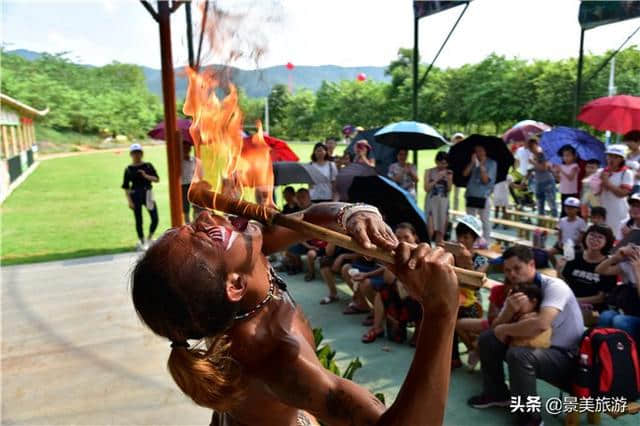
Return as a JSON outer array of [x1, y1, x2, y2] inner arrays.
[[136, 241, 146, 251], [144, 238, 155, 250]]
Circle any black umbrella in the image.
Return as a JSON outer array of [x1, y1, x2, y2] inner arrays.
[[349, 175, 429, 243], [448, 134, 514, 187], [272, 162, 313, 186]]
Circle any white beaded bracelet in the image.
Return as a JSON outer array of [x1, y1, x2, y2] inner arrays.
[[338, 204, 382, 230]]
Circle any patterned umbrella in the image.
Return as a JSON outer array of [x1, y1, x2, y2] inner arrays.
[[502, 121, 551, 143]]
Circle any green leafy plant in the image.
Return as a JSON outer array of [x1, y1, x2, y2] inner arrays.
[[313, 328, 385, 406]]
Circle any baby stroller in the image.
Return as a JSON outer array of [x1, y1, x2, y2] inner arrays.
[[508, 169, 535, 210]]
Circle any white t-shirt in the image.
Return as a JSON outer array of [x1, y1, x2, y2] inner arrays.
[[599, 167, 634, 239], [308, 162, 337, 201], [539, 275, 584, 349], [181, 157, 196, 184], [557, 216, 587, 245], [515, 146, 532, 176], [628, 152, 640, 186]]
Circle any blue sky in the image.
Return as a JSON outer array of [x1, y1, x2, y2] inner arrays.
[[2, 0, 639, 70]]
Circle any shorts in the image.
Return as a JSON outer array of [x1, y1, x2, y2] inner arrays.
[[425, 195, 449, 233], [352, 262, 385, 290], [288, 244, 325, 257]]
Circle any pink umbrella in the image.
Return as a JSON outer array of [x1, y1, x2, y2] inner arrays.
[[502, 121, 550, 143], [148, 118, 194, 144]]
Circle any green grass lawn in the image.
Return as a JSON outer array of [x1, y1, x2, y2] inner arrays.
[[1, 143, 441, 265]]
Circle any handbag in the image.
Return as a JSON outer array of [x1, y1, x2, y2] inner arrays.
[[465, 196, 486, 209]]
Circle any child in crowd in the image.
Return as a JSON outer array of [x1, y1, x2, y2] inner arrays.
[[456, 279, 514, 370], [624, 130, 640, 194], [318, 244, 357, 305], [424, 151, 453, 243], [358, 223, 422, 344], [581, 159, 601, 218], [284, 189, 327, 280], [493, 170, 509, 227], [446, 215, 489, 369], [508, 283, 552, 349], [589, 206, 607, 226], [553, 145, 580, 217], [548, 197, 586, 263], [281, 186, 300, 214], [528, 135, 558, 217], [621, 193, 640, 238]]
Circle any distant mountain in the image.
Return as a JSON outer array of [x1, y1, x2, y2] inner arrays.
[[8, 49, 389, 98]]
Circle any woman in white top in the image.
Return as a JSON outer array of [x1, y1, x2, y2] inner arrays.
[[308, 142, 338, 202], [598, 145, 633, 239]]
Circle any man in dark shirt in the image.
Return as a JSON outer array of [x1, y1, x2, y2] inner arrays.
[[121, 143, 160, 250]]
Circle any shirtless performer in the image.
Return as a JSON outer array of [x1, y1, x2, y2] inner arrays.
[[131, 202, 459, 426]]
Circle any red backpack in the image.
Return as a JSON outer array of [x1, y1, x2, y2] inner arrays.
[[573, 328, 640, 400]]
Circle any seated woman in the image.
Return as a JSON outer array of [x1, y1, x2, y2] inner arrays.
[[595, 243, 640, 342], [556, 224, 617, 324], [357, 223, 421, 344], [508, 283, 552, 349], [444, 215, 490, 369], [131, 202, 460, 426], [340, 255, 382, 315]]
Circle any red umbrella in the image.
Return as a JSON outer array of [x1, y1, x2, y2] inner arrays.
[[243, 134, 299, 162], [578, 94, 640, 134]]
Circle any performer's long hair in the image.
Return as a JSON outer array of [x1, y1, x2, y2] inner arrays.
[[131, 233, 243, 411]]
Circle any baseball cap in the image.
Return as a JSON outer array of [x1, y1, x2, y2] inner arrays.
[[563, 197, 580, 208], [129, 143, 143, 153], [628, 193, 640, 205], [605, 144, 627, 158], [457, 215, 483, 238]]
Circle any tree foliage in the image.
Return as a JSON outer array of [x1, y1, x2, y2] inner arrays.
[[1, 50, 163, 137], [2, 46, 638, 143]]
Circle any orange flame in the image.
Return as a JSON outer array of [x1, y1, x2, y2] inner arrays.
[[183, 67, 274, 210]]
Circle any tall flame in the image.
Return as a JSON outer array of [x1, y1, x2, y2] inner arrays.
[[183, 67, 274, 210]]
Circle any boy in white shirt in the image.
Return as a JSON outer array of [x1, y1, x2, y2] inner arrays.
[[548, 197, 587, 262]]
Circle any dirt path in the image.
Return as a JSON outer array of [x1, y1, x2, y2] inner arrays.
[[38, 144, 164, 161]]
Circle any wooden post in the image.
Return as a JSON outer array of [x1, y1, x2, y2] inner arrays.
[[157, 1, 184, 227], [10, 126, 18, 156], [17, 124, 24, 152], [1, 126, 9, 158]]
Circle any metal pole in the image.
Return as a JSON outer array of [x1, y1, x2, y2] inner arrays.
[[573, 28, 585, 126], [185, 0, 195, 68], [412, 15, 419, 166], [158, 1, 184, 227], [605, 57, 616, 144], [264, 97, 270, 135]]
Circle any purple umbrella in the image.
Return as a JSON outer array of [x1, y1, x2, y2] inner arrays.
[[502, 121, 550, 143], [148, 118, 194, 144]]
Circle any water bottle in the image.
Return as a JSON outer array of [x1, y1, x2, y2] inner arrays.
[[573, 353, 591, 398], [563, 238, 575, 261]]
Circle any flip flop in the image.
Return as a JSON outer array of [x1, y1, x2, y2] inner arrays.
[[362, 328, 384, 343], [319, 295, 339, 305], [343, 302, 370, 315]]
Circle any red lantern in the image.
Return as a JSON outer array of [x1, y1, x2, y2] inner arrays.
[[286, 62, 294, 70], [356, 72, 367, 82]]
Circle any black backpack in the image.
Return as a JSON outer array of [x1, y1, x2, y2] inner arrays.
[[573, 328, 640, 400]]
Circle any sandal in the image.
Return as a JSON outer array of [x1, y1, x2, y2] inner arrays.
[[320, 295, 339, 305], [343, 302, 370, 315], [361, 314, 374, 326], [304, 272, 315, 282], [362, 327, 384, 343]]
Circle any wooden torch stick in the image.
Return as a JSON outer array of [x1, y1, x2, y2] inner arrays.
[[189, 183, 486, 288]]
